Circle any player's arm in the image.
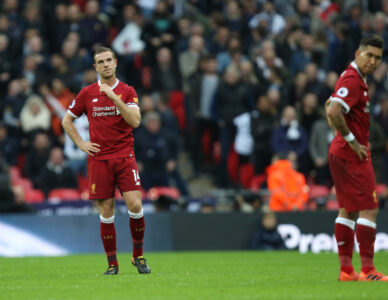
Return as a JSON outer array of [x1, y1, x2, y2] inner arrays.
[[326, 100, 368, 161], [325, 98, 337, 135], [99, 84, 141, 128], [62, 113, 100, 156]]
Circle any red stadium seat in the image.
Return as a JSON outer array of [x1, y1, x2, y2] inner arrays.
[[326, 199, 339, 210], [227, 148, 239, 183], [376, 184, 387, 196], [308, 185, 330, 199], [239, 163, 255, 188], [48, 188, 81, 202], [9, 166, 21, 183], [250, 174, 267, 191], [147, 187, 180, 200], [168, 90, 186, 130], [12, 177, 33, 191], [24, 189, 45, 203]]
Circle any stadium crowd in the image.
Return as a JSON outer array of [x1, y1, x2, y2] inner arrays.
[[1, 0, 388, 212]]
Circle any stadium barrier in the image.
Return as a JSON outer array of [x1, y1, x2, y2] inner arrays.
[[1, 211, 387, 256]]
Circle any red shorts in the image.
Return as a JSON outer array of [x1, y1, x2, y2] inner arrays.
[[328, 153, 378, 212], [87, 156, 141, 200]]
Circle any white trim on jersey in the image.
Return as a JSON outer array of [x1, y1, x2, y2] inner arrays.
[[330, 96, 350, 114], [350, 61, 367, 84], [98, 79, 120, 90], [67, 110, 80, 118]]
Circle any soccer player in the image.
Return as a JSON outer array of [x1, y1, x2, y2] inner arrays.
[[326, 34, 388, 281], [62, 47, 151, 275]]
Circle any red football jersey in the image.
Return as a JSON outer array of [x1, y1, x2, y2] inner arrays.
[[67, 79, 139, 160], [329, 62, 371, 162]]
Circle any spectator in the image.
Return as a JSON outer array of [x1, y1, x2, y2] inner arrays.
[[135, 111, 189, 196], [63, 114, 89, 177], [267, 152, 309, 212], [112, 3, 145, 57], [271, 106, 309, 172], [251, 95, 277, 174], [151, 47, 181, 92], [47, 3, 69, 53], [0, 33, 12, 99], [290, 33, 315, 75], [370, 120, 386, 184], [39, 79, 75, 138], [0, 155, 19, 213], [249, 0, 286, 37], [39, 147, 78, 197], [80, 0, 108, 50], [20, 94, 51, 135], [24, 131, 51, 188], [188, 55, 219, 174], [179, 35, 206, 93], [317, 71, 338, 106], [299, 93, 320, 137], [309, 117, 334, 185], [0, 123, 19, 166], [212, 65, 254, 186], [141, 0, 178, 61], [251, 211, 285, 250], [2, 79, 25, 136]]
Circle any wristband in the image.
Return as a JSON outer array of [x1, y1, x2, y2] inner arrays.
[[343, 132, 355, 142]]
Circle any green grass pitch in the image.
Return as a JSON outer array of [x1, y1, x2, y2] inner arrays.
[[1, 251, 387, 300]]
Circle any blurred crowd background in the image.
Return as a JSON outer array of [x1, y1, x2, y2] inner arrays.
[[1, 0, 388, 213]]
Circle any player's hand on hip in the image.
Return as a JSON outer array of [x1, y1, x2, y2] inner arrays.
[[99, 84, 115, 99], [80, 141, 100, 156], [348, 140, 368, 161]]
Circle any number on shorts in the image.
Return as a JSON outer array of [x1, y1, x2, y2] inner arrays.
[[132, 169, 140, 182]]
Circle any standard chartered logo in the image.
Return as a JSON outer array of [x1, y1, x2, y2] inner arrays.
[[92, 106, 119, 117]]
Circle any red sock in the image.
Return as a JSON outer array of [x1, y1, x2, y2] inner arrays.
[[129, 210, 145, 258], [100, 219, 118, 267], [356, 219, 376, 274], [335, 218, 355, 274]]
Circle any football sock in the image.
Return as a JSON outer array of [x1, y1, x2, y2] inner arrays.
[[356, 218, 376, 274], [129, 208, 145, 258], [335, 217, 355, 274], [100, 215, 118, 267]]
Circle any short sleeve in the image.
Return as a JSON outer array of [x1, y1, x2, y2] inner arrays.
[[68, 88, 87, 118], [125, 86, 139, 109], [330, 76, 360, 113]]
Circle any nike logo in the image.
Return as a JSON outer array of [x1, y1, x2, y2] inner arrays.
[[135, 182, 140, 186], [337, 241, 345, 246], [92, 98, 99, 102]]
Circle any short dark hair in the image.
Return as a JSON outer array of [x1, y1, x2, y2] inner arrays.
[[359, 34, 384, 50], [93, 47, 116, 63]]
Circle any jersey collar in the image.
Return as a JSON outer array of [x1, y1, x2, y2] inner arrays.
[[350, 61, 367, 85], [98, 79, 119, 90]]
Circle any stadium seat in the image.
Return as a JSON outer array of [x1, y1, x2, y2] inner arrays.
[[308, 185, 330, 210], [168, 90, 186, 130], [250, 174, 267, 191], [9, 166, 21, 183], [326, 199, 339, 210], [48, 188, 81, 202], [227, 148, 239, 183], [239, 163, 254, 188], [24, 189, 45, 203], [376, 184, 387, 196], [146, 187, 180, 200], [12, 177, 33, 191], [308, 185, 330, 199]]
